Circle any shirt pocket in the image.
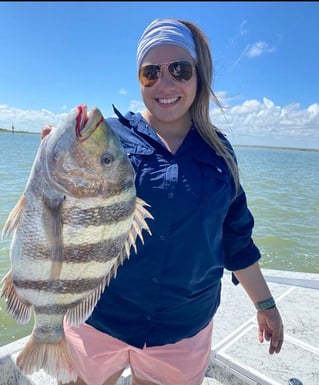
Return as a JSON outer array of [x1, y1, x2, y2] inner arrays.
[[123, 144, 154, 173], [195, 155, 232, 218]]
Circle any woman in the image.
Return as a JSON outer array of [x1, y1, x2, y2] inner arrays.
[[52, 18, 283, 385]]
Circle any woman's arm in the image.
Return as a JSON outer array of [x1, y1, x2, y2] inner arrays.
[[233, 261, 284, 354]]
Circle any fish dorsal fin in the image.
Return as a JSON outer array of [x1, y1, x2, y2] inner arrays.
[[1, 195, 26, 239], [43, 190, 65, 280], [65, 277, 108, 327], [0, 270, 32, 324], [65, 197, 153, 327], [109, 197, 153, 281], [107, 196, 153, 281], [124, 197, 153, 256]]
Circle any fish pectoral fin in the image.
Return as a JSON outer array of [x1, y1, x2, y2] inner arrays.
[[43, 189, 65, 211], [65, 277, 107, 327], [1, 195, 26, 239], [0, 270, 32, 324], [43, 190, 65, 280]]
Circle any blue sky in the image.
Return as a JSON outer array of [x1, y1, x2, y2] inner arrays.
[[0, 1, 318, 148]]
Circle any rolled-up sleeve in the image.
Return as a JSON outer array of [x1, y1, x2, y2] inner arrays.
[[223, 185, 261, 273]]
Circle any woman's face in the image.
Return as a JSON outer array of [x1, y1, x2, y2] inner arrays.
[[139, 45, 197, 127]]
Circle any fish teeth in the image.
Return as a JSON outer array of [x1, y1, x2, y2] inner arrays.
[[2, 104, 154, 383]]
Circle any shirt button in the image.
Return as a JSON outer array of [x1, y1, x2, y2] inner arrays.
[[168, 192, 174, 199], [159, 234, 166, 241], [146, 315, 152, 321], [152, 277, 159, 284]]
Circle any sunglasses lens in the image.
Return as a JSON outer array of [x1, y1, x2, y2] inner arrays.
[[139, 65, 161, 87], [168, 61, 193, 82], [138, 61, 194, 87]]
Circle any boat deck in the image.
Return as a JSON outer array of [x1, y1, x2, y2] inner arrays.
[[1, 268, 318, 385]]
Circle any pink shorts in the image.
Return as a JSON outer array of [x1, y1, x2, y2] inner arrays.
[[64, 320, 213, 385]]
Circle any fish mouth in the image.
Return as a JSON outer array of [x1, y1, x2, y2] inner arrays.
[[75, 105, 104, 141]]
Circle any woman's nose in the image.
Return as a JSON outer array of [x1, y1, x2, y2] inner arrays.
[[158, 67, 175, 86]]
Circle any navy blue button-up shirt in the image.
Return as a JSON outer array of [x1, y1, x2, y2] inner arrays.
[[86, 111, 261, 348]]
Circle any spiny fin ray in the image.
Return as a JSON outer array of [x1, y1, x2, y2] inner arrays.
[[0, 270, 32, 324], [1, 195, 26, 239], [104, 196, 154, 284], [65, 277, 107, 326]]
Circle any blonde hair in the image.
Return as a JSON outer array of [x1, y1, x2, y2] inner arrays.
[[179, 19, 239, 193]]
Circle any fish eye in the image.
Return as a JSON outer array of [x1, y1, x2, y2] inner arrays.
[[101, 152, 114, 166]]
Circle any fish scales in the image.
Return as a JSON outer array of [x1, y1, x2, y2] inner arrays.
[[0, 105, 153, 383]]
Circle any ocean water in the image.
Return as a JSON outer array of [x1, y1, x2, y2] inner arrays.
[[0, 131, 318, 346]]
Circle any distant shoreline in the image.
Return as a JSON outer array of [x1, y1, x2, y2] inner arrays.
[[234, 144, 319, 152], [0, 128, 39, 135], [1, 127, 318, 152]]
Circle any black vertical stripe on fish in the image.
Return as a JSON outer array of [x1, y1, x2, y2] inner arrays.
[[62, 197, 136, 226], [0, 105, 153, 383], [13, 277, 105, 294]]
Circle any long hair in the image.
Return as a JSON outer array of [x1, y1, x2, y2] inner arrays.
[[179, 20, 239, 193]]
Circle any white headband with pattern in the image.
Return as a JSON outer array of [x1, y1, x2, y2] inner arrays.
[[137, 18, 197, 68]]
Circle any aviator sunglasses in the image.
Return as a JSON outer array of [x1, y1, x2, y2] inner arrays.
[[138, 60, 196, 87]]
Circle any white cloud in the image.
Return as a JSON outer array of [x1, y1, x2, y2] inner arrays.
[[119, 88, 128, 95], [1, 99, 318, 149], [129, 100, 145, 112], [234, 40, 276, 66], [0, 104, 67, 133], [210, 98, 319, 148], [229, 20, 249, 48], [240, 20, 248, 36], [245, 41, 276, 58]]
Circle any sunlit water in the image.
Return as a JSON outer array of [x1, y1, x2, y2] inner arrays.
[[0, 132, 318, 346]]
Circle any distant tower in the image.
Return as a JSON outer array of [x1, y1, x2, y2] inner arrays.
[[12, 123, 14, 135]]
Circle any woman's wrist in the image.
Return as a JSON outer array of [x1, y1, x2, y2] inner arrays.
[[254, 296, 276, 311]]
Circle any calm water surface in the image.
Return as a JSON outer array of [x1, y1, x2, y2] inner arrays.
[[0, 132, 318, 345]]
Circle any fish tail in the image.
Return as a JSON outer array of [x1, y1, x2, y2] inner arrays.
[[16, 332, 78, 384]]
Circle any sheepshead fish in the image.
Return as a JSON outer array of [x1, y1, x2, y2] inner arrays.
[[0, 105, 153, 383]]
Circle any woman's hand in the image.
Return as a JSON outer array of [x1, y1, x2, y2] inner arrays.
[[41, 125, 54, 139], [257, 306, 284, 354]]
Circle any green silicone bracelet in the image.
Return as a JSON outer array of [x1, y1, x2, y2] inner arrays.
[[255, 297, 276, 311]]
